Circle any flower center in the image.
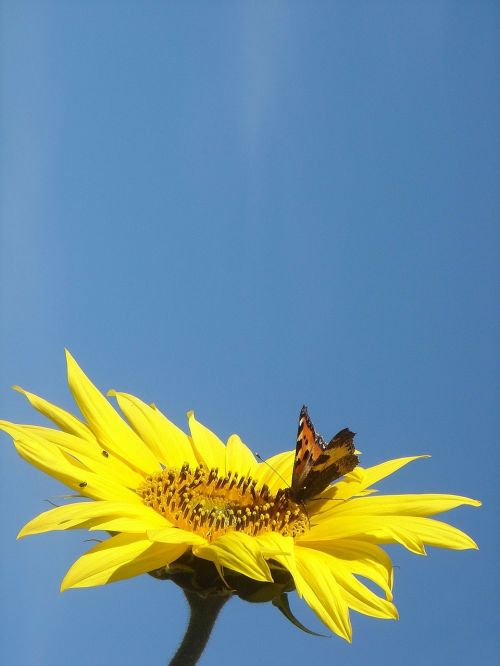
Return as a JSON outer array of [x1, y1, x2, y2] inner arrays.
[[138, 463, 308, 542]]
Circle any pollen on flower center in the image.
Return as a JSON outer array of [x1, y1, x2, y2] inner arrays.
[[138, 463, 308, 541]]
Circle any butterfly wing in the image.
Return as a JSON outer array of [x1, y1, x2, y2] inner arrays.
[[290, 406, 359, 502], [297, 427, 358, 501], [290, 405, 323, 497]]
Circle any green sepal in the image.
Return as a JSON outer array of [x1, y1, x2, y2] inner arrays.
[[272, 593, 328, 637], [235, 581, 288, 603]]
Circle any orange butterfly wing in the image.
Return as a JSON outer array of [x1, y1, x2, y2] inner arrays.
[[290, 405, 358, 502]]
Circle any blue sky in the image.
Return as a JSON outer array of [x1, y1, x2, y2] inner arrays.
[[0, 2, 498, 664]]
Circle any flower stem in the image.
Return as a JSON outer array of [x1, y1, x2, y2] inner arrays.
[[168, 590, 229, 666]]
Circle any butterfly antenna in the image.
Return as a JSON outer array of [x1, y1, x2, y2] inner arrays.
[[254, 452, 290, 488], [43, 498, 61, 508], [307, 495, 346, 503]]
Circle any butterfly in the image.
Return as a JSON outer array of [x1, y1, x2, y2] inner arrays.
[[289, 405, 359, 503]]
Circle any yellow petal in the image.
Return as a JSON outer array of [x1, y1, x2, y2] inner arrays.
[[18, 501, 168, 537], [292, 546, 352, 641], [110, 391, 197, 469], [252, 531, 295, 560], [61, 533, 187, 590], [187, 411, 226, 471], [193, 531, 273, 582], [147, 526, 207, 546], [314, 493, 481, 522], [20, 424, 143, 489], [13, 386, 95, 440], [1, 422, 141, 503], [88, 516, 171, 533], [354, 455, 430, 490], [237, 533, 350, 640], [307, 514, 478, 554], [374, 515, 479, 552], [296, 538, 394, 600], [65, 351, 159, 475], [322, 559, 398, 620], [326, 455, 430, 501], [225, 434, 257, 477]]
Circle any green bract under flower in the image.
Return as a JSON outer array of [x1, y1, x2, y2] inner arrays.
[[0, 351, 480, 642]]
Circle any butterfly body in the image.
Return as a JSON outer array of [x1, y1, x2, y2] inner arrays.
[[289, 405, 358, 503]]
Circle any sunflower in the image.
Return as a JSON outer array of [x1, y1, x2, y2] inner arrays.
[[0, 351, 480, 643]]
